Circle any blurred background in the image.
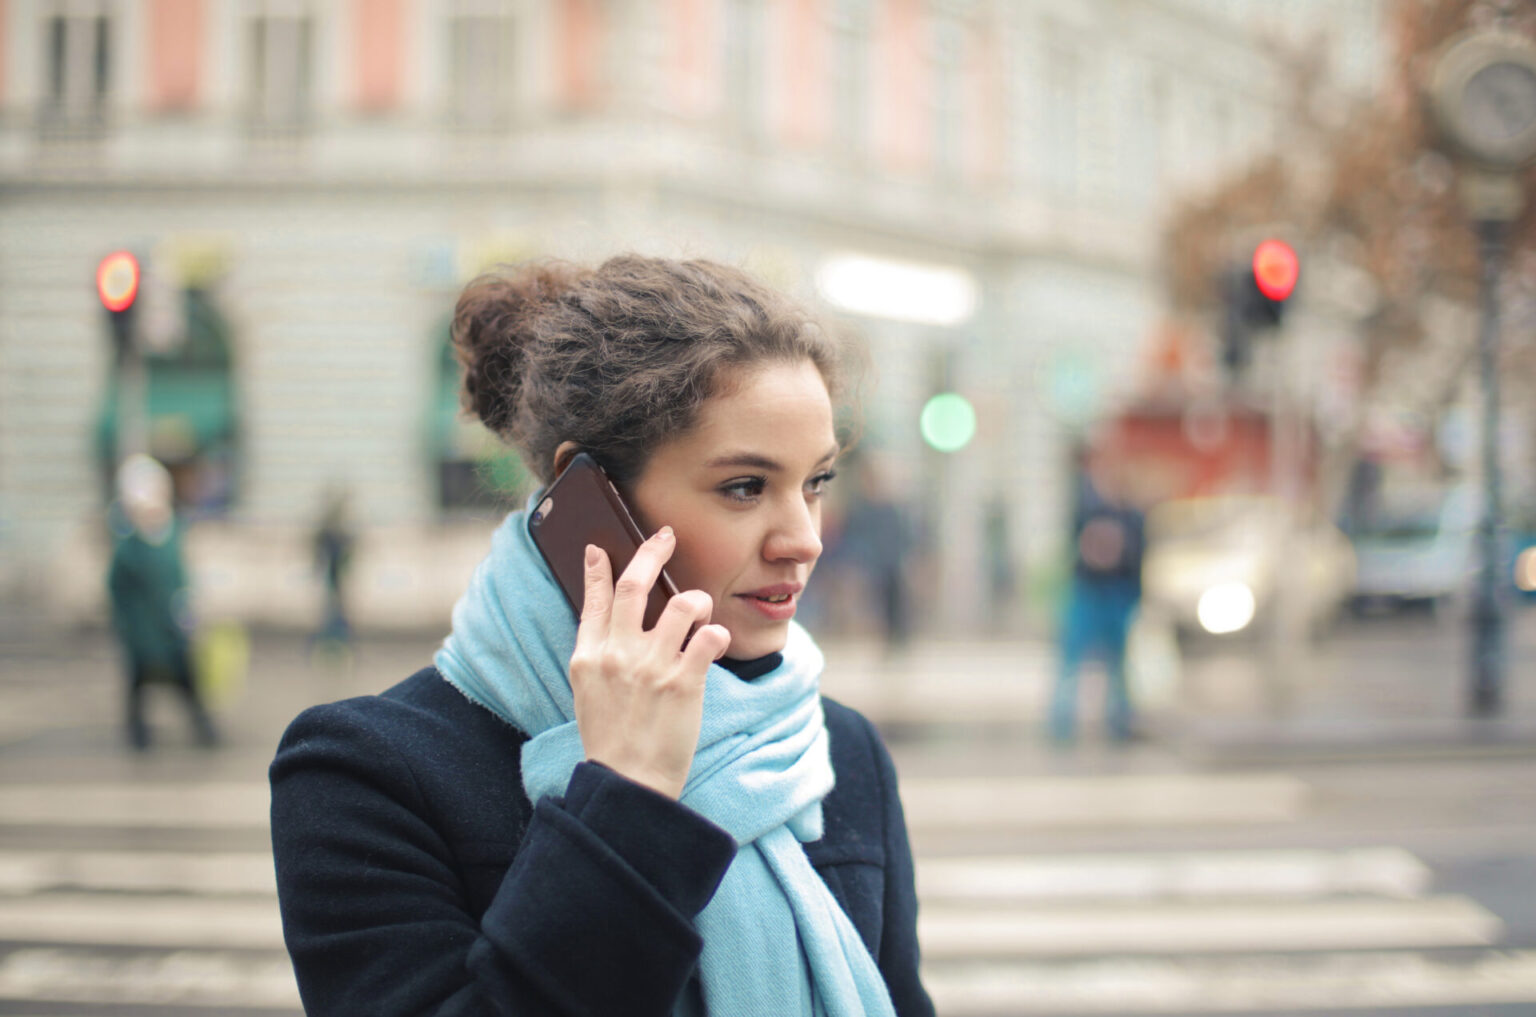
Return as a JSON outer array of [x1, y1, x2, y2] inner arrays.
[[4, 0, 1536, 1015]]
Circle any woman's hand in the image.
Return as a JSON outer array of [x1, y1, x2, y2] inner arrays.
[[568, 527, 731, 799]]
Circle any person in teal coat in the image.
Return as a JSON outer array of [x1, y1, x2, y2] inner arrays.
[[107, 454, 218, 750]]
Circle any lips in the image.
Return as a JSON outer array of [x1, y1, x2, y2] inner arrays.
[[735, 582, 803, 621]]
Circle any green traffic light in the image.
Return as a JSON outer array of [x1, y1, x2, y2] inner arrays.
[[920, 393, 976, 452]]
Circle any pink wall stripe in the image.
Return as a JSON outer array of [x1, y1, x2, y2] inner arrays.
[[561, 0, 604, 110], [964, 14, 1004, 184], [774, 0, 828, 147], [353, 0, 404, 112], [669, 0, 721, 118], [875, 0, 930, 174], [148, 0, 203, 111]]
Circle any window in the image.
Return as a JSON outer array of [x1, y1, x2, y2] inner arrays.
[[249, 5, 314, 132], [722, 0, 766, 139], [930, 7, 964, 180], [432, 327, 531, 515], [1042, 41, 1079, 199], [40, 1, 111, 136], [448, 2, 516, 128], [96, 287, 241, 517], [828, 0, 870, 159]]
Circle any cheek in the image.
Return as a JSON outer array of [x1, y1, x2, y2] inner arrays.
[[671, 527, 753, 596]]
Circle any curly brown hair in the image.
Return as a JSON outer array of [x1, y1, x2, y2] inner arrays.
[[451, 255, 849, 485]]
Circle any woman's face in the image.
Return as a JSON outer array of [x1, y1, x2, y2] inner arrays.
[[628, 359, 839, 660]]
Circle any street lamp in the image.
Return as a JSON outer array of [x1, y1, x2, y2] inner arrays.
[[1429, 26, 1536, 716]]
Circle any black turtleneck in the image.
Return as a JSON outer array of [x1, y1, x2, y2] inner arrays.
[[717, 653, 782, 681]]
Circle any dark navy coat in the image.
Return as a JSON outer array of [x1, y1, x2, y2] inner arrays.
[[270, 667, 934, 1017]]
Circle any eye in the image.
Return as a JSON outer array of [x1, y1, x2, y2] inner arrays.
[[806, 469, 838, 497], [720, 476, 767, 502]]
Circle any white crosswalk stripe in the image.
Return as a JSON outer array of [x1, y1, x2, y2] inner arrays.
[[0, 771, 1530, 1015], [923, 951, 1536, 1014], [0, 893, 286, 950], [0, 849, 276, 895], [0, 947, 299, 1011], [918, 847, 1433, 902], [920, 896, 1504, 958]]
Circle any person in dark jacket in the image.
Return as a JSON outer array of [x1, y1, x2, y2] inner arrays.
[[308, 484, 355, 659], [270, 256, 935, 1017], [1049, 449, 1146, 744], [108, 454, 219, 751]]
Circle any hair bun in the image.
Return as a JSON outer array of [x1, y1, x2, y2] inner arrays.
[[451, 262, 589, 435]]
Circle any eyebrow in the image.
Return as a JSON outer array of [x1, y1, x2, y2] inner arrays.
[[704, 445, 841, 471]]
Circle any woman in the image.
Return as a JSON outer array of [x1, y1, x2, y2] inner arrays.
[[109, 454, 219, 750], [270, 256, 934, 1017]]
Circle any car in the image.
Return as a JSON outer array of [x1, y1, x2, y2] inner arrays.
[[1347, 485, 1477, 617], [1142, 495, 1356, 640]]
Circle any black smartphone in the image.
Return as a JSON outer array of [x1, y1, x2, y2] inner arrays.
[[528, 452, 680, 629]]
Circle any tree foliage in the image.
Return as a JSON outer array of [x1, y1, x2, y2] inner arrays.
[[1164, 0, 1536, 339]]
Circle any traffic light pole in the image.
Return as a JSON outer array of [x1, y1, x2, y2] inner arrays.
[[1470, 216, 1507, 717], [116, 339, 148, 461], [97, 251, 148, 463]]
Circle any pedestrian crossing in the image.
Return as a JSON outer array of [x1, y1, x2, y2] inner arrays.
[[0, 772, 1532, 1015]]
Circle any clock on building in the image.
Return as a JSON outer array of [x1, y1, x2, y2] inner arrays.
[[1431, 31, 1536, 171]]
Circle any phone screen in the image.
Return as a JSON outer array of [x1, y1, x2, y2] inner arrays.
[[527, 453, 679, 629]]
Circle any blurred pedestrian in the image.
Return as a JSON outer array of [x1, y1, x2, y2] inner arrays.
[[839, 456, 914, 653], [107, 454, 219, 751], [1049, 449, 1146, 744], [270, 256, 932, 1017], [309, 484, 355, 659], [983, 495, 1017, 632]]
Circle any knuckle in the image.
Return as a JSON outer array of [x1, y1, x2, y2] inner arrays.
[[669, 590, 710, 617], [613, 576, 648, 600]]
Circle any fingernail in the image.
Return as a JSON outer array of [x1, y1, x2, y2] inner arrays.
[[657, 526, 674, 541], [585, 544, 598, 566]]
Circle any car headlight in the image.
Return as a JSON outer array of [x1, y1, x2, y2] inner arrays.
[[1517, 548, 1536, 593], [1197, 582, 1257, 634]]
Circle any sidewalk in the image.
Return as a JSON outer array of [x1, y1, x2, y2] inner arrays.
[[820, 621, 1536, 766], [1, 612, 1533, 776]]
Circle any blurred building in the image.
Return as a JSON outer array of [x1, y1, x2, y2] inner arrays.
[[0, 0, 1385, 634]]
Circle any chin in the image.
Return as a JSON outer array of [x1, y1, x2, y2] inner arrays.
[[724, 626, 788, 661]]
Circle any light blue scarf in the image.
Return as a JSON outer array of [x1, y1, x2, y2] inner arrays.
[[434, 499, 896, 1017]]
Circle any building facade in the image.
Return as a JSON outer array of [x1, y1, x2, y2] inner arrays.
[[0, 0, 1384, 634]]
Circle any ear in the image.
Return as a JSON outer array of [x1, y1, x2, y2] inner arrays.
[[552, 441, 580, 476]]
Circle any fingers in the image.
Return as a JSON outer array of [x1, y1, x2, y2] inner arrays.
[[680, 623, 731, 673], [651, 589, 713, 654], [610, 526, 675, 631], [575, 544, 613, 653]]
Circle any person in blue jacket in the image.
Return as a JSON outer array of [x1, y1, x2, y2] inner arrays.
[[269, 255, 935, 1017]]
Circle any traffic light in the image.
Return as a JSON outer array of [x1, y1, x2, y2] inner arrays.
[[1249, 239, 1299, 322], [1219, 239, 1298, 381], [97, 251, 141, 365]]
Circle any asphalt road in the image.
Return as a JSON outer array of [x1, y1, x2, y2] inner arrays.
[[0, 610, 1532, 1016]]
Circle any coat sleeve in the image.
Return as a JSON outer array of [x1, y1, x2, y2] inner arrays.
[[866, 715, 937, 1017], [269, 700, 737, 1017]]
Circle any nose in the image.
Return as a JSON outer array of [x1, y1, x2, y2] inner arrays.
[[763, 494, 823, 565]]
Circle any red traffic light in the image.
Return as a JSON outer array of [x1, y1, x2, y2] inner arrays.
[[1252, 240, 1298, 302], [97, 251, 140, 312]]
